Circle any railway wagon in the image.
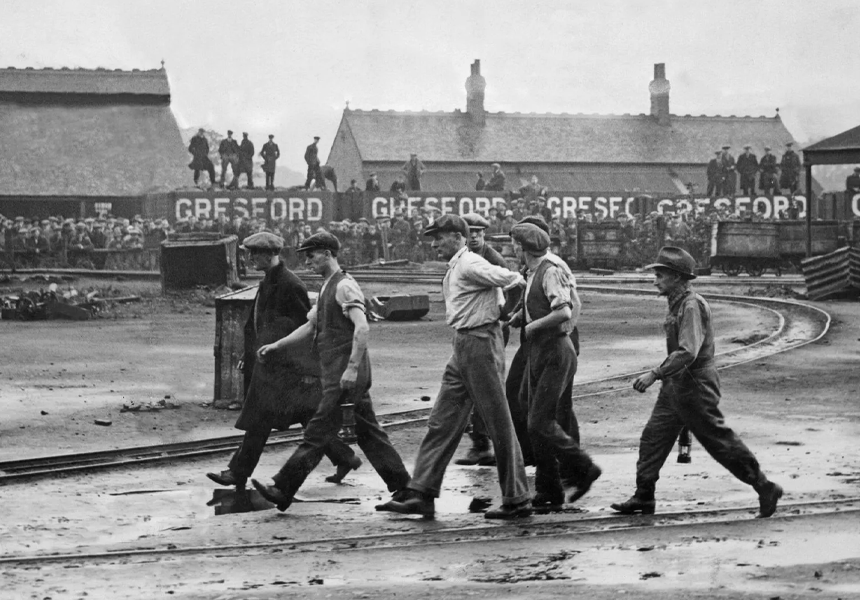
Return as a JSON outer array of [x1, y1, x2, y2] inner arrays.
[[578, 222, 623, 269], [710, 220, 843, 276]]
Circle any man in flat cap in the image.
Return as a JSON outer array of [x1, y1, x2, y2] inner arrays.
[[365, 172, 381, 192], [208, 231, 362, 490], [706, 151, 722, 198], [508, 222, 601, 509], [235, 132, 255, 190], [736, 145, 759, 197], [484, 163, 506, 192], [304, 136, 324, 191], [252, 232, 410, 511], [779, 142, 801, 195], [611, 246, 783, 518], [378, 215, 531, 520], [402, 153, 425, 191], [846, 167, 860, 197], [452, 212, 511, 467], [188, 128, 216, 189], [218, 130, 240, 189], [260, 135, 280, 191], [759, 146, 779, 196], [718, 146, 736, 197]]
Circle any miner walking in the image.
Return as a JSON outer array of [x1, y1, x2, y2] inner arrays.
[[251, 232, 411, 511], [611, 246, 783, 518]]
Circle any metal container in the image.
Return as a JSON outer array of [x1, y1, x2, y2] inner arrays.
[[213, 285, 318, 405], [777, 220, 840, 258], [161, 234, 239, 291], [710, 221, 779, 259]]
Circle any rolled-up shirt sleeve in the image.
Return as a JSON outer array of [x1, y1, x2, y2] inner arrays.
[[654, 301, 704, 379], [461, 256, 524, 290], [542, 266, 572, 311], [335, 277, 366, 317]]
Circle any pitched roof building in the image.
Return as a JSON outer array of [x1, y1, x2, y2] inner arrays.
[[327, 61, 799, 195], [0, 66, 188, 203]]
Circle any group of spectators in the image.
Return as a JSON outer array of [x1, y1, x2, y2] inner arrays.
[[0, 189, 825, 273], [705, 143, 802, 197]]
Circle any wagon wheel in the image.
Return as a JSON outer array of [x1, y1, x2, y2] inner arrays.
[[745, 264, 765, 278], [721, 263, 742, 277]]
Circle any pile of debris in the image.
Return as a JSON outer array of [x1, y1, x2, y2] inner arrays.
[[0, 283, 140, 321]]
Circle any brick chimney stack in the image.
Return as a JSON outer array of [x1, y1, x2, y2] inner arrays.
[[649, 63, 671, 126], [465, 59, 486, 126]]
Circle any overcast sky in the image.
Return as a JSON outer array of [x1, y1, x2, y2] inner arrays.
[[3, 0, 859, 171]]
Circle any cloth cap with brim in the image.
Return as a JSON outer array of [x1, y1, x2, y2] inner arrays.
[[510, 223, 550, 253], [423, 214, 469, 237], [644, 246, 697, 280], [242, 231, 285, 252], [297, 231, 340, 253], [722, 145, 731, 149], [516, 215, 550, 234], [461, 212, 490, 230]]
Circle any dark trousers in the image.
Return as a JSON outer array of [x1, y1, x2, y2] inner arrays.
[[740, 174, 756, 196], [523, 333, 593, 497], [235, 162, 254, 188], [635, 365, 767, 499], [265, 172, 275, 190], [706, 180, 717, 197], [227, 422, 357, 479], [193, 165, 216, 186], [305, 164, 324, 189], [507, 334, 580, 468], [272, 351, 410, 499]]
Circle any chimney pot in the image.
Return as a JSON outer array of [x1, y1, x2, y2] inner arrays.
[[649, 63, 670, 126], [654, 63, 666, 80], [466, 60, 486, 126]]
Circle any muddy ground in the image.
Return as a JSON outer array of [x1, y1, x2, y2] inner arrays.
[[0, 274, 858, 599]]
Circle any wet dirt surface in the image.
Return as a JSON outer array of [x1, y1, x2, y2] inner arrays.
[[1, 277, 858, 599]]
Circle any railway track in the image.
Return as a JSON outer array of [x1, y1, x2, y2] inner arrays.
[[0, 291, 830, 484], [0, 496, 856, 566]]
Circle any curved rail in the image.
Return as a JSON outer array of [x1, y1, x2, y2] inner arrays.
[[0, 291, 829, 483]]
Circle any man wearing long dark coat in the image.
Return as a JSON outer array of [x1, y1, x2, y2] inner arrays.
[[188, 128, 216, 188], [207, 232, 360, 489], [260, 135, 280, 191]]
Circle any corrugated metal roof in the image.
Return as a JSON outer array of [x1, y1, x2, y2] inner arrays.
[[343, 109, 796, 165], [0, 67, 170, 96], [0, 102, 189, 196]]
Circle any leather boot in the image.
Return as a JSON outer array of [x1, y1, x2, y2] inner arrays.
[[251, 479, 293, 512], [756, 481, 784, 518], [484, 500, 533, 520], [206, 469, 247, 488], [610, 495, 656, 515], [454, 446, 496, 466], [325, 455, 362, 484]]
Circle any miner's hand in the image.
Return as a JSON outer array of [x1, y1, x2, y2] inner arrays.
[[340, 364, 358, 390], [257, 344, 274, 363], [633, 370, 658, 393]]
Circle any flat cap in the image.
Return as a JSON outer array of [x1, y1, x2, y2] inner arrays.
[[510, 223, 550, 254], [491, 162, 501, 169], [517, 215, 550, 234], [722, 145, 731, 149], [227, 129, 233, 135], [743, 144, 752, 149], [764, 146, 772, 151], [423, 214, 469, 237], [461, 212, 490, 230], [297, 231, 340, 253], [242, 231, 284, 252]]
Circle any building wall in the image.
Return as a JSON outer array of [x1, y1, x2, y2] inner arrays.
[[326, 117, 365, 189]]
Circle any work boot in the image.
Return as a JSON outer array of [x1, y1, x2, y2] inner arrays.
[[454, 446, 496, 466], [565, 463, 603, 504], [756, 481, 784, 518], [610, 495, 656, 515], [376, 491, 435, 518], [206, 470, 247, 489], [484, 500, 533, 520], [325, 455, 362, 484], [251, 479, 293, 512], [532, 491, 564, 510]]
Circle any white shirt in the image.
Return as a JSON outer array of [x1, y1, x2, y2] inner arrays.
[[443, 246, 524, 330]]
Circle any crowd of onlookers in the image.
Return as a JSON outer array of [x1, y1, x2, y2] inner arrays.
[[0, 192, 819, 272]]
